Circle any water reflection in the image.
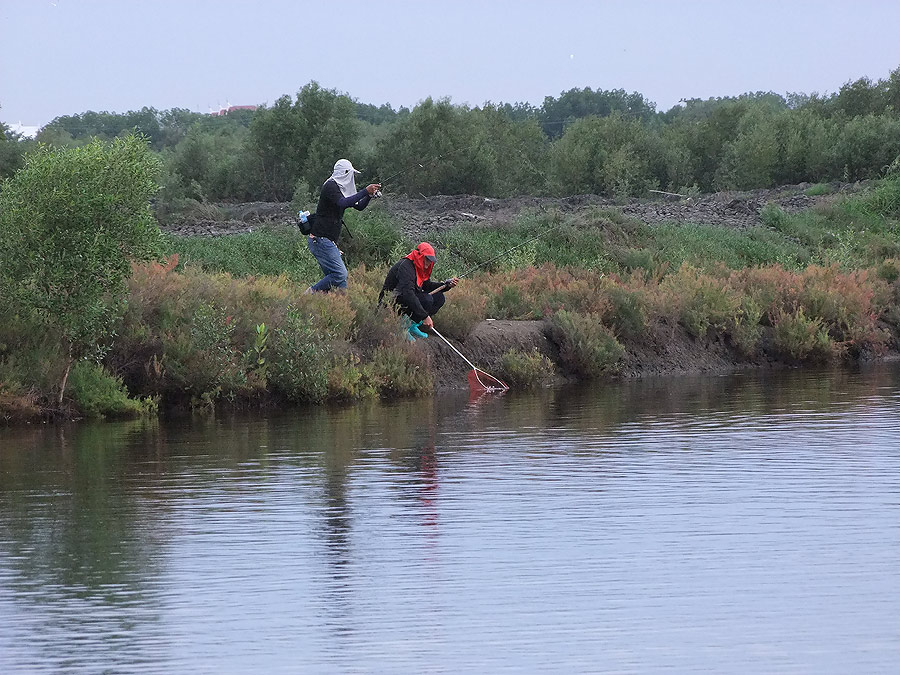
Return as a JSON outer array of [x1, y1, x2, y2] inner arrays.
[[1, 363, 899, 672]]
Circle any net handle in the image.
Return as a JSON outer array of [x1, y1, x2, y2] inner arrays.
[[430, 327, 479, 371], [432, 327, 509, 392]]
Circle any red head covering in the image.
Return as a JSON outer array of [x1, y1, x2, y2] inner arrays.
[[405, 242, 436, 288]]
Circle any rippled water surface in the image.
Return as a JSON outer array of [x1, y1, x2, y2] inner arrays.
[[2, 364, 900, 673]]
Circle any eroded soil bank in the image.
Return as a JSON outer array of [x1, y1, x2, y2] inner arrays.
[[420, 318, 888, 391]]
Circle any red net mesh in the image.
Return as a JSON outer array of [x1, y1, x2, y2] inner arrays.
[[467, 369, 509, 394]]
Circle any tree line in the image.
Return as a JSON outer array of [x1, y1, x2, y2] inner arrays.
[[3, 68, 900, 208]]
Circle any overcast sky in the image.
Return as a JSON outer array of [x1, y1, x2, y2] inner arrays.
[[3, 0, 900, 127]]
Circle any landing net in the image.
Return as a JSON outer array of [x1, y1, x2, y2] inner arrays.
[[467, 368, 509, 394]]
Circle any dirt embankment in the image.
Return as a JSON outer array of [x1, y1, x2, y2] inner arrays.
[[422, 318, 787, 390], [161, 181, 863, 239]]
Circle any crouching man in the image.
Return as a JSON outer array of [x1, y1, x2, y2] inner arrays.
[[379, 242, 458, 340]]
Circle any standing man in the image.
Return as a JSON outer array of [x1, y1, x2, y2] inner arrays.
[[306, 159, 381, 293]]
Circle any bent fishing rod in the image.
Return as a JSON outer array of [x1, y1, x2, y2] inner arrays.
[[374, 140, 487, 191]]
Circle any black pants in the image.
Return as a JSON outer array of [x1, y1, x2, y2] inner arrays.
[[398, 290, 445, 320]]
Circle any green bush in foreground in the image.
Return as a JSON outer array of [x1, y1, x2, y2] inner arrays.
[[0, 135, 162, 403]]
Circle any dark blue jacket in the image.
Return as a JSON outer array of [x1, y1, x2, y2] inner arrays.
[[310, 179, 371, 242]]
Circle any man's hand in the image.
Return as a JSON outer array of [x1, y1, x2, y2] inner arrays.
[[422, 316, 434, 329], [365, 183, 382, 196], [448, 277, 460, 287]]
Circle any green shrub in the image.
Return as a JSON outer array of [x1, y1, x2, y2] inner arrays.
[[367, 344, 432, 397], [602, 284, 648, 339], [761, 203, 789, 229], [346, 266, 408, 351], [162, 302, 246, 403], [290, 178, 316, 214], [617, 248, 656, 274], [68, 361, 146, 419], [341, 207, 407, 268], [853, 175, 900, 217], [770, 308, 834, 361], [663, 266, 741, 338], [268, 311, 331, 403], [804, 183, 831, 196], [487, 285, 537, 319], [0, 135, 162, 404], [727, 297, 764, 356], [549, 310, 624, 378], [680, 286, 739, 337], [434, 283, 488, 341], [163, 227, 319, 281], [649, 222, 804, 270], [327, 354, 378, 400], [0, 308, 69, 399], [301, 292, 357, 341], [876, 260, 900, 283], [499, 349, 556, 387]]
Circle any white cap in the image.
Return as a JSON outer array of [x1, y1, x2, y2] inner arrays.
[[333, 158, 361, 175]]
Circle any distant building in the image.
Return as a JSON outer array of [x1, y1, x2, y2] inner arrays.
[[7, 122, 40, 138], [209, 105, 258, 117]]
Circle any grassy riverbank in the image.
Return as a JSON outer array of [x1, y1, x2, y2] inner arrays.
[[2, 178, 900, 422]]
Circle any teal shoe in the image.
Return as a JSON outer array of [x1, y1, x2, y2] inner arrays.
[[400, 316, 417, 341], [408, 321, 429, 339]]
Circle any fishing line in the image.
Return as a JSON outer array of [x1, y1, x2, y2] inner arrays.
[[428, 223, 562, 295], [374, 139, 486, 189]]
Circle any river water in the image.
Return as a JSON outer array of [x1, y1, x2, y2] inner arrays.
[[1, 364, 899, 673]]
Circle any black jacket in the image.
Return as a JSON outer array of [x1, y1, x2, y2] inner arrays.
[[380, 258, 444, 322], [310, 179, 371, 242]]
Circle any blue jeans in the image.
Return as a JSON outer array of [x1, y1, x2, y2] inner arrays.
[[307, 236, 347, 291]]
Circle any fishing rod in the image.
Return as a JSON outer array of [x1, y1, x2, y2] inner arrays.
[[429, 223, 561, 295], [375, 140, 485, 190]]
